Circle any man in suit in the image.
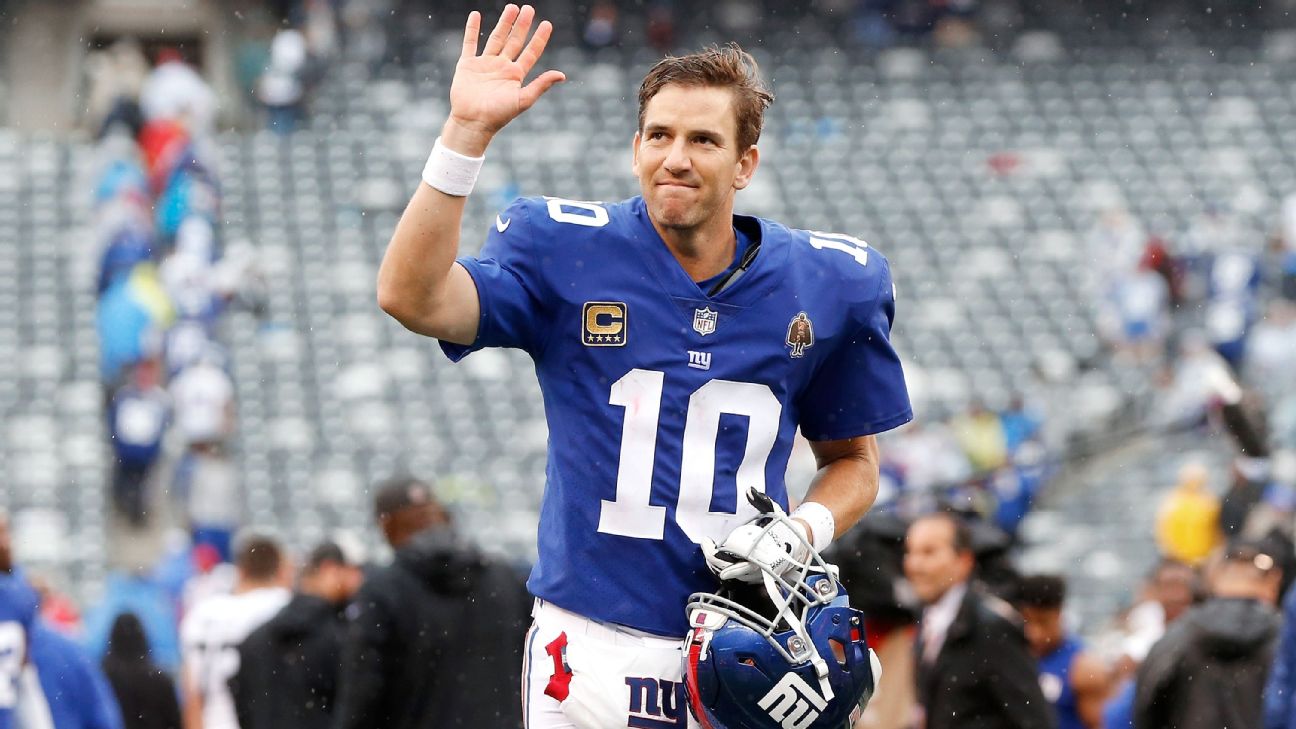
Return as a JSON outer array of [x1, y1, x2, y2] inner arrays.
[[904, 512, 1056, 729]]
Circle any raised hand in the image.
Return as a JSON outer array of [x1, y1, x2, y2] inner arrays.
[[447, 5, 566, 143]]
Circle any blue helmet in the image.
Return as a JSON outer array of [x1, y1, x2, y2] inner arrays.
[[683, 523, 880, 729]]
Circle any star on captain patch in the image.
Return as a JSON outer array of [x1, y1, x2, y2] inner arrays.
[[786, 312, 815, 358], [692, 307, 718, 336]]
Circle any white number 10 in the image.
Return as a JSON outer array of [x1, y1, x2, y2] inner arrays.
[[597, 369, 783, 545]]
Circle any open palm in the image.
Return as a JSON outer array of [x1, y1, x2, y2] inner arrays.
[[450, 5, 566, 135]]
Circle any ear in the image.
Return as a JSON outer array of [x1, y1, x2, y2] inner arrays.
[[956, 550, 976, 580], [631, 130, 642, 177], [733, 145, 759, 191]]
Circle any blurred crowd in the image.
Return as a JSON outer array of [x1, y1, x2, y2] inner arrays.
[[0, 477, 529, 729], [88, 44, 266, 560]]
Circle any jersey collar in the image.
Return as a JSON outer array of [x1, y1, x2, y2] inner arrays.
[[627, 196, 788, 307]]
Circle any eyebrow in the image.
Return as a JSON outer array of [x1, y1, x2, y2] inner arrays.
[[643, 123, 727, 142]]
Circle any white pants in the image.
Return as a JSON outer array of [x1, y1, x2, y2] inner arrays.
[[522, 600, 701, 729]]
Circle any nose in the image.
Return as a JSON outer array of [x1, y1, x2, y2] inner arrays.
[[663, 138, 691, 176]]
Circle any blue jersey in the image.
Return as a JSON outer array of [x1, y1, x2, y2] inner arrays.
[[0, 575, 39, 728], [1039, 636, 1086, 729], [443, 196, 912, 636]]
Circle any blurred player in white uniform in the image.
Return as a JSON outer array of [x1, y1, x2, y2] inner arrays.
[[179, 533, 290, 729]]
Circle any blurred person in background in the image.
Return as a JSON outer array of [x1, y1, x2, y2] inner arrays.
[[139, 49, 218, 135], [28, 615, 124, 729], [1135, 542, 1281, 729], [101, 613, 182, 729], [1099, 256, 1170, 365], [1278, 192, 1296, 301], [258, 28, 308, 135], [1222, 457, 1271, 539], [951, 399, 1009, 473], [169, 345, 239, 560], [0, 514, 54, 729], [333, 478, 529, 729], [1155, 461, 1221, 566], [904, 512, 1055, 729], [230, 541, 362, 729], [1016, 575, 1110, 729], [829, 513, 918, 729], [179, 534, 291, 729], [84, 38, 150, 139], [107, 358, 170, 526]]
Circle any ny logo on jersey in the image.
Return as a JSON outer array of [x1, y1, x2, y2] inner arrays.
[[687, 351, 711, 371], [625, 677, 686, 728], [692, 307, 718, 336], [757, 673, 828, 729]]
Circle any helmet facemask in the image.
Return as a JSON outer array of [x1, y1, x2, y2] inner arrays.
[[688, 499, 843, 700]]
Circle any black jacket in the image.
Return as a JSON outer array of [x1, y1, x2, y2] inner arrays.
[[1134, 597, 1280, 729], [332, 528, 531, 729], [915, 585, 1057, 729], [101, 613, 182, 729], [229, 593, 347, 729]]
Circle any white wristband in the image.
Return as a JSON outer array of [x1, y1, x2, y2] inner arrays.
[[421, 137, 485, 197], [790, 502, 835, 553]]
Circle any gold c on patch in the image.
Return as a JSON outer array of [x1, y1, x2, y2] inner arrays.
[[582, 301, 627, 346]]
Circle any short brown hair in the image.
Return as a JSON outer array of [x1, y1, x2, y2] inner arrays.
[[234, 533, 284, 582], [637, 43, 774, 152]]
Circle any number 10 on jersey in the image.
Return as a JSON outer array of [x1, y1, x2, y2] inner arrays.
[[596, 368, 782, 545]]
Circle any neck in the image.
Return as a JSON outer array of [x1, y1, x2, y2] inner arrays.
[[235, 578, 279, 595], [653, 209, 737, 283]]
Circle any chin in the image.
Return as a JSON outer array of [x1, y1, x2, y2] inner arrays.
[[653, 199, 708, 230]]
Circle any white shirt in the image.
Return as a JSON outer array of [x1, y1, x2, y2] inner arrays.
[[920, 581, 968, 663], [170, 362, 234, 445], [140, 60, 218, 132], [180, 587, 290, 729]]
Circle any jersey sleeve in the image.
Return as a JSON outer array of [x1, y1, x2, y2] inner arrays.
[[440, 198, 549, 360], [798, 256, 913, 441]]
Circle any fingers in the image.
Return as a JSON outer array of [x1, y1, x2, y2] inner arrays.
[[516, 19, 554, 74], [519, 69, 566, 111], [460, 10, 480, 58], [481, 3, 520, 56], [500, 5, 536, 61]]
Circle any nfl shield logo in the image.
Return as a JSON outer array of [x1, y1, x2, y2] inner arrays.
[[693, 307, 718, 336]]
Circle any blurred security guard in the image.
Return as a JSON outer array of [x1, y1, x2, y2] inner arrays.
[[332, 477, 531, 729], [230, 541, 363, 729], [1137, 541, 1281, 729]]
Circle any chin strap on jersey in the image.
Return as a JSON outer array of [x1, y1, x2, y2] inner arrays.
[[761, 569, 835, 702]]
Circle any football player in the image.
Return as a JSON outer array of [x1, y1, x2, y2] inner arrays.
[[179, 534, 291, 729], [377, 6, 912, 728]]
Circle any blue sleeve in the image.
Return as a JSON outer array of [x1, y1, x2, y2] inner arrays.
[[1104, 679, 1136, 729], [797, 256, 913, 441], [440, 198, 549, 361], [58, 635, 125, 729], [1265, 591, 1296, 729], [84, 661, 125, 729]]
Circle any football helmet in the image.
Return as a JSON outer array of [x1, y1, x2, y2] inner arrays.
[[684, 496, 880, 729]]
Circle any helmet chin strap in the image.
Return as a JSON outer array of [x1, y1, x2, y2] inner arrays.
[[761, 569, 835, 702]]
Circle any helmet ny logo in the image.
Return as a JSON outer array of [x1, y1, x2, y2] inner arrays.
[[757, 672, 827, 729]]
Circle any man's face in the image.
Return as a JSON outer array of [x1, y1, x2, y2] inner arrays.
[[1019, 605, 1064, 657], [1152, 566, 1196, 623], [318, 563, 364, 604], [903, 518, 974, 606], [382, 501, 451, 549], [632, 84, 757, 233]]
